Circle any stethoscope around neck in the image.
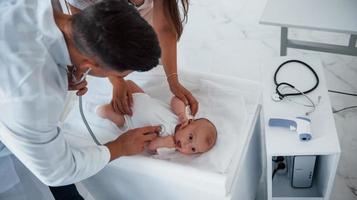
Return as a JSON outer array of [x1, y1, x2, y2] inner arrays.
[[67, 65, 102, 145], [271, 60, 321, 116]]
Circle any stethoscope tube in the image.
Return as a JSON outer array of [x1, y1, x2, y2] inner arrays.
[[79, 95, 101, 145], [274, 60, 319, 100]]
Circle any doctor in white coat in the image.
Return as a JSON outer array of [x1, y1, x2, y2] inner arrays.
[[0, 0, 161, 198]]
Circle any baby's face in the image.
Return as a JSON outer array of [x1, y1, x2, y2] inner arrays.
[[174, 119, 216, 154]]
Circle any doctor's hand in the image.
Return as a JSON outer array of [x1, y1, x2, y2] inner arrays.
[[68, 78, 88, 96], [105, 126, 161, 161], [168, 76, 199, 116], [67, 65, 88, 96], [109, 76, 133, 115]]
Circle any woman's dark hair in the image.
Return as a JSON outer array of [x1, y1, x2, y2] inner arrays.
[[163, 0, 189, 40], [71, 0, 161, 72]]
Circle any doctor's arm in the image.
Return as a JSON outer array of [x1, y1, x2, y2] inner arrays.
[[105, 126, 159, 161], [0, 98, 159, 186]]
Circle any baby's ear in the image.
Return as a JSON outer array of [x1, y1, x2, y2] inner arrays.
[[179, 119, 192, 129], [178, 123, 187, 130]]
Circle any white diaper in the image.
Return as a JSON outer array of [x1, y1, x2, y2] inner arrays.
[[124, 93, 178, 137]]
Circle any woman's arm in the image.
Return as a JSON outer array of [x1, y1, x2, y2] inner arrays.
[[153, 0, 199, 115], [153, 0, 178, 79]]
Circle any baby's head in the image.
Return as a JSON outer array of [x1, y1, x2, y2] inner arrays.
[[174, 118, 217, 154]]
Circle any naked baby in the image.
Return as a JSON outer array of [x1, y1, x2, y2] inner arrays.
[[96, 80, 217, 154]]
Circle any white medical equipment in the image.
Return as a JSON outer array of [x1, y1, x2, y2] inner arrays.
[[290, 155, 316, 188], [271, 60, 321, 116], [61, 69, 263, 200], [268, 116, 312, 141]]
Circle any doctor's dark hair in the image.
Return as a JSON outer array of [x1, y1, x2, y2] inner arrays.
[[71, 0, 161, 72]]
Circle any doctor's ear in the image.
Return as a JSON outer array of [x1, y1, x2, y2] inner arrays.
[[78, 60, 109, 77], [78, 59, 96, 70]]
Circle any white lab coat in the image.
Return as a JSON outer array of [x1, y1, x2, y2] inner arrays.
[[0, 0, 110, 190]]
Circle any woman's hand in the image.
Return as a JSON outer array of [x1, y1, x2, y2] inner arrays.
[[168, 76, 199, 116], [109, 76, 133, 115]]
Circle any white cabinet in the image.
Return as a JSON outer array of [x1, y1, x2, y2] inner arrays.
[[260, 56, 341, 200]]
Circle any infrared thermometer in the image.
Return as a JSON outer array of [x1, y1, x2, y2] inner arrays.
[[268, 116, 312, 141]]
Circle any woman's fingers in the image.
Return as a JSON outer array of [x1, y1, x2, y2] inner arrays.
[[169, 80, 199, 116], [185, 91, 199, 115], [176, 92, 188, 105]]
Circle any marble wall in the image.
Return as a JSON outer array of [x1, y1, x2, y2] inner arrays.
[[178, 0, 357, 199]]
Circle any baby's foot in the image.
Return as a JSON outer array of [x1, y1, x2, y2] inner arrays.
[[95, 104, 112, 119], [96, 104, 125, 127]]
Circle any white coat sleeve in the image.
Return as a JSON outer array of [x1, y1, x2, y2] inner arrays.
[[0, 95, 110, 186]]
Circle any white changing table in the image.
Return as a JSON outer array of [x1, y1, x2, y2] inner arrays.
[[260, 0, 357, 56], [61, 70, 264, 200]]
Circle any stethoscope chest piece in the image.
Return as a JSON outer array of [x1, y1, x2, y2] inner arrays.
[[271, 93, 283, 102]]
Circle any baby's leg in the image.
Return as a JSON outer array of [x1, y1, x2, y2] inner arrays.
[[96, 104, 125, 127], [126, 80, 144, 93]]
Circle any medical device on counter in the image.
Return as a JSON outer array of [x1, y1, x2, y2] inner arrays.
[[272, 60, 321, 116], [289, 155, 316, 188], [268, 116, 312, 141]]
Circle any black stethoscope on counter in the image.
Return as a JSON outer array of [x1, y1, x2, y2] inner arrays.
[[271, 60, 321, 116]]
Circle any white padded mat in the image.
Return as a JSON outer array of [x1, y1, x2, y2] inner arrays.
[[62, 68, 249, 173]]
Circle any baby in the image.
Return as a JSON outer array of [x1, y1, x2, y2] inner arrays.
[[96, 80, 217, 154]]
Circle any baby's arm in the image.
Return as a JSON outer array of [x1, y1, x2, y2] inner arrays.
[[148, 136, 175, 151], [171, 96, 188, 123]]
